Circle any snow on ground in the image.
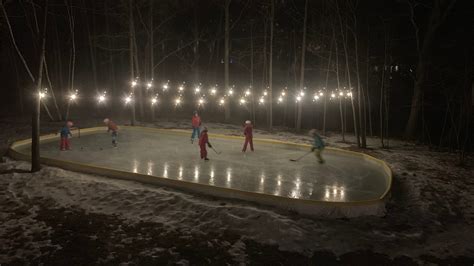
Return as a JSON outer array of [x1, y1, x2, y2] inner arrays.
[[0, 116, 473, 264]]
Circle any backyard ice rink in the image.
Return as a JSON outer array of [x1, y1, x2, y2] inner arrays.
[[21, 127, 390, 203]]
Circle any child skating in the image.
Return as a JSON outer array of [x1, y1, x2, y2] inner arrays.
[[198, 127, 212, 161], [191, 111, 201, 144], [242, 120, 254, 152], [103, 118, 118, 147], [309, 129, 325, 163], [59, 121, 73, 151]]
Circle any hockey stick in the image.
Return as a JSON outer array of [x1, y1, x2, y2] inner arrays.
[[289, 151, 312, 162], [210, 146, 221, 155]]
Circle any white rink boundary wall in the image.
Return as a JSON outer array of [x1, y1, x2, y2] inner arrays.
[[8, 126, 393, 218]]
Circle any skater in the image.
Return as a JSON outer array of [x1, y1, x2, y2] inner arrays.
[[103, 118, 118, 147], [198, 127, 212, 161], [191, 111, 202, 143], [242, 120, 254, 152], [59, 121, 73, 151], [309, 129, 325, 164]]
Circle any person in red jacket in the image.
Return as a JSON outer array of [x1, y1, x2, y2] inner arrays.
[[242, 120, 254, 152], [191, 111, 202, 144], [103, 118, 118, 147], [198, 127, 212, 161]]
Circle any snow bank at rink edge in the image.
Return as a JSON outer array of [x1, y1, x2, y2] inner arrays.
[[7, 126, 392, 218]]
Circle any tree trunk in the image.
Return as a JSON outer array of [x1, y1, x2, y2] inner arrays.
[[404, 0, 456, 139], [268, 0, 274, 131], [129, 0, 136, 125], [224, 0, 231, 121], [296, 0, 308, 132], [150, 0, 155, 121]]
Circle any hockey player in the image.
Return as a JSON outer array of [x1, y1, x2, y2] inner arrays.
[[309, 129, 325, 163], [59, 121, 74, 151], [242, 120, 254, 152], [191, 111, 202, 143], [198, 127, 212, 161], [103, 118, 119, 147]]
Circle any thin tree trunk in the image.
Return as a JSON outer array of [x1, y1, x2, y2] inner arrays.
[[335, 34, 345, 141], [150, 0, 155, 121], [224, 0, 231, 121], [296, 0, 308, 132], [129, 0, 136, 125], [268, 0, 274, 131], [33, 1, 49, 172], [44, 59, 62, 121]]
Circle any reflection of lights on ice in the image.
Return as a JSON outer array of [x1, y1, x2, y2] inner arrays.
[[226, 168, 232, 187], [194, 166, 199, 181], [133, 160, 139, 173], [163, 163, 169, 178], [324, 185, 346, 201], [178, 166, 183, 180], [147, 161, 154, 175], [274, 174, 282, 196], [209, 169, 215, 185]]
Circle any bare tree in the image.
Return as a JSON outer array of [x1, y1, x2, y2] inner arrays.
[[404, 0, 457, 139], [296, 0, 308, 132], [224, 0, 231, 121], [268, 0, 274, 131]]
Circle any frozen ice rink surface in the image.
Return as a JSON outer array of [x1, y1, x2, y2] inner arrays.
[[32, 128, 390, 203]]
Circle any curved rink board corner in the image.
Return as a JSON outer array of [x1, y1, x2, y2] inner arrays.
[[9, 126, 392, 218]]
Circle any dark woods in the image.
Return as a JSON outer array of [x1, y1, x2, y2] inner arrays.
[[0, 0, 472, 164]]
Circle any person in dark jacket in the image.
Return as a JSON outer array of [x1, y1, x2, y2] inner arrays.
[[59, 121, 73, 151], [309, 129, 325, 163], [242, 120, 254, 152], [199, 127, 212, 161]]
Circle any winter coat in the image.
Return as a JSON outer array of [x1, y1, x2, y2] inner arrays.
[[313, 135, 325, 149], [60, 126, 71, 138], [199, 131, 209, 146], [107, 121, 118, 132], [192, 115, 201, 128], [244, 124, 253, 137]]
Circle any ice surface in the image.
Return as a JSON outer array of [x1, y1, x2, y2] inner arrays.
[[22, 128, 389, 202]]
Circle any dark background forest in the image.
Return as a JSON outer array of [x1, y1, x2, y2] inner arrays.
[[0, 0, 472, 159]]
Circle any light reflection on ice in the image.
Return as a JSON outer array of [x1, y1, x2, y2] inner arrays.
[[209, 168, 215, 185], [163, 162, 169, 178], [194, 165, 199, 181], [133, 160, 139, 173], [147, 161, 154, 175], [323, 184, 346, 201], [226, 167, 232, 187], [258, 171, 265, 193], [274, 174, 282, 196], [178, 165, 183, 180]]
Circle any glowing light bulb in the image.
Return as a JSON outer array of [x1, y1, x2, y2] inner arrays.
[[245, 89, 251, 96], [39, 92, 46, 99], [210, 87, 217, 95], [151, 97, 158, 105], [296, 95, 302, 102], [228, 89, 234, 95], [259, 97, 265, 104], [263, 90, 268, 96], [131, 80, 137, 87], [331, 93, 336, 98], [240, 98, 246, 104], [178, 85, 184, 92], [147, 82, 152, 89], [319, 92, 324, 96], [314, 95, 320, 101], [125, 95, 132, 104], [339, 91, 344, 96], [278, 96, 283, 103], [219, 98, 225, 105], [175, 98, 182, 105], [281, 91, 286, 96]]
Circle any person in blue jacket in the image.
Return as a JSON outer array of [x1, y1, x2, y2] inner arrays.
[[60, 121, 73, 150], [309, 129, 325, 163]]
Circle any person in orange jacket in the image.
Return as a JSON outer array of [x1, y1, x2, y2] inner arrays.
[[198, 127, 212, 161], [242, 120, 254, 152], [191, 111, 202, 144]]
